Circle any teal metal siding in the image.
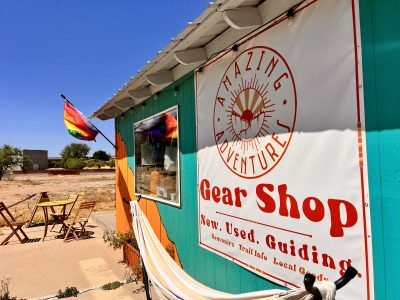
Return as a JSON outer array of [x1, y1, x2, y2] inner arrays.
[[360, 0, 400, 299], [116, 71, 281, 292]]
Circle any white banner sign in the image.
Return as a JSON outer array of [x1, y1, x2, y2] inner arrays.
[[196, 0, 374, 299]]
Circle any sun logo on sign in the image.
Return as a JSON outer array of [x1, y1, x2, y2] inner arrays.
[[213, 46, 297, 178], [226, 76, 276, 149]]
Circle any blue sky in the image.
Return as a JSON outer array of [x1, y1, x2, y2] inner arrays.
[[0, 1, 209, 157]]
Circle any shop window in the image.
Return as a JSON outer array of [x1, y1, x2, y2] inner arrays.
[[134, 106, 180, 206]]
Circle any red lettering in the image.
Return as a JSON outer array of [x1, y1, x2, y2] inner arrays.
[[256, 184, 275, 213], [257, 50, 265, 71], [252, 183, 358, 237], [221, 187, 233, 205], [257, 151, 268, 170], [277, 120, 291, 132], [215, 131, 224, 143], [240, 157, 247, 174], [274, 73, 289, 91], [234, 61, 241, 78], [220, 139, 228, 153], [272, 133, 287, 148], [328, 199, 358, 237], [234, 187, 246, 207], [249, 155, 256, 174], [200, 180, 245, 207], [339, 259, 352, 276], [223, 75, 231, 91], [278, 184, 300, 219], [233, 153, 239, 170], [322, 253, 336, 269], [246, 51, 253, 71], [217, 97, 225, 106], [278, 242, 288, 254], [200, 179, 210, 200], [303, 197, 325, 222], [227, 147, 234, 163], [265, 56, 278, 77], [265, 143, 279, 161], [212, 186, 221, 202], [265, 234, 276, 249]]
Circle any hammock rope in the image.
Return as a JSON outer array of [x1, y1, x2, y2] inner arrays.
[[130, 201, 336, 300]]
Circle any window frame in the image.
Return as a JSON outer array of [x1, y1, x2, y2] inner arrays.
[[133, 105, 181, 207]]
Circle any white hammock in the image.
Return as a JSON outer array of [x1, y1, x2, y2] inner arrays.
[[130, 201, 336, 300]]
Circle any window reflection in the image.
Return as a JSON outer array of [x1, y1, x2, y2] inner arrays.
[[134, 107, 179, 204]]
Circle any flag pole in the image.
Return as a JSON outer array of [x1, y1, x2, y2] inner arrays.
[[60, 94, 117, 149]]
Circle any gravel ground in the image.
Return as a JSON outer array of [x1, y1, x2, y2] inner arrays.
[[0, 172, 116, 226]]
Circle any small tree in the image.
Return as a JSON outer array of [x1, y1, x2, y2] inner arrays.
[[60, 143, 90, 160], [92, 150, 110, 161], [22, 156, 33, 171], [0, 145, 24, 181]]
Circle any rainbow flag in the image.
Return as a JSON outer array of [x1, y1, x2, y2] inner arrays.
[[63, 102, 98, 141], [137, 112, 178, 141], [164, 112, 178, 140]]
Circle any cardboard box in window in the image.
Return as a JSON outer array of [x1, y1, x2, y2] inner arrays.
[[150, 170, 161, 194], [159, 172, 176, 198], [135, 166, 151, 194]]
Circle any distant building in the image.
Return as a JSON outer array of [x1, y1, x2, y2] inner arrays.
[[48, 156, 62, 168], [23, 149, 48, 170]]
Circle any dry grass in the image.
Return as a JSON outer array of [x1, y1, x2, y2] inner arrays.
[[0, 173, 115, 227]]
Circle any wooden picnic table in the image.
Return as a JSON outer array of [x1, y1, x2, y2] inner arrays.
[[37, 199, 75, 241]]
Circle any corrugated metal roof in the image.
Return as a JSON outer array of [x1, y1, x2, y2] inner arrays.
[[91, 0, 303, 120]]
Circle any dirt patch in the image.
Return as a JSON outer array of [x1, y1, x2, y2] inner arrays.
[[0, 173, 115, 227]]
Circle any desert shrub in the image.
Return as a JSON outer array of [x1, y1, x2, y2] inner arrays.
[[108, 158, 115, 168], [0, 278, 17, 300], [123, 263, 143, 285], [56, 287, 79, 298], [85, 160, 101, 168], [48, 160, 60, 168], [64, 158, 86, 169], [129, 263, 142, 283], [1, 172, 15, 181], [101, 281, 124, 291], [103, 230, 138, 250]]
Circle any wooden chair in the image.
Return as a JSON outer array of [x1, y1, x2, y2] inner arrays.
[[26, 192, 53, 227], [50, 194, 80, 233], [0, 202, 29, 245], [63, 201, 96, 242]]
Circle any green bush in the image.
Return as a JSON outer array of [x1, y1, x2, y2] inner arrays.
[[108, 158, 115, 168], [64, 158, 86, 170], [103, 230, 138, 250], [48, 160, 60, 168], [56, 287, 79, 298], [85, 160, 101, 168]]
